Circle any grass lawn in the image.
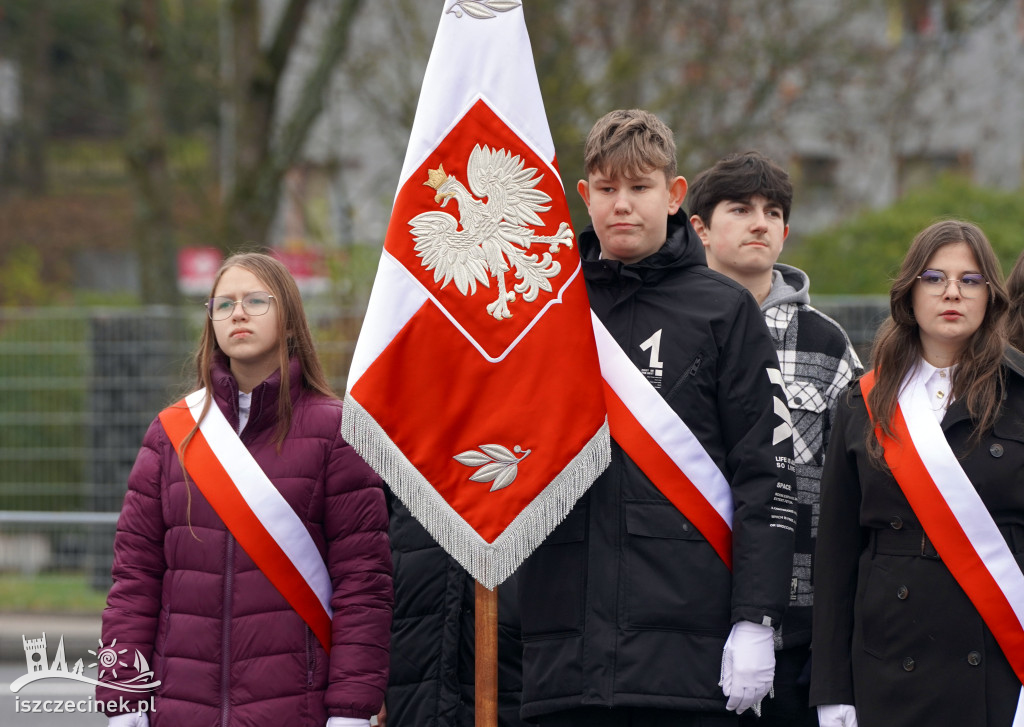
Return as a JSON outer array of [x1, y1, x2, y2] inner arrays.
[[0, 572, 107, 613]]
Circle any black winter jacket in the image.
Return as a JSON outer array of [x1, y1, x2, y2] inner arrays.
[[386, 496, 528, 727], [517, 212, 797, 719]]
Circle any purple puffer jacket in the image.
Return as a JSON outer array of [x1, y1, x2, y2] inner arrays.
[[98, 355, 392, 726]]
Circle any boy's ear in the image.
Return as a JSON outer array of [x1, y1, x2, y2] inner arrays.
[[577, 179, 591, 208], [667, 176, 687, 213], [690, 214, 710, 246]]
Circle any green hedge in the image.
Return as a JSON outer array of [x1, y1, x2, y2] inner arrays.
[[784, 175, 1024, 295]]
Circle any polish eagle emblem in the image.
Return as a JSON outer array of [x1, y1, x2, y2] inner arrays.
[[410, 144, 574, 320]]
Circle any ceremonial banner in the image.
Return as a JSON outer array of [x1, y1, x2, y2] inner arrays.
[[342, 0, 609, 588]]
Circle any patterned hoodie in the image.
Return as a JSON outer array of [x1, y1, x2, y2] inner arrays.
[[761, 263, 863, 649]]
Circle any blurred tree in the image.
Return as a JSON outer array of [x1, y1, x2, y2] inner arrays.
[[1, 0, 1017, 300], [122, 0, 177, 305], [524, 1, 593, 228], [226, 0, 1017, 255], [0, 0, 366, 297], [1, 0, 54, 194], [343, 1, 885, 230], [219, 0, 365, 248], [518, 0, 964, 228], [784, 174, 1024, 295], [0, 0, 131, 191], [335, 0, 992, 233], [20, 1, 51, 194]]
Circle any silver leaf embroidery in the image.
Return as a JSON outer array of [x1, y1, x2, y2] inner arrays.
[[447, 0, 521, 20], [453, 451, 493, 467], [479, 443, 516, 462], [454, 444, 531, 492]]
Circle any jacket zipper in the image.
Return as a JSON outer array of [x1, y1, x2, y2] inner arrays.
[[666, 355, 703, 401], [221, 534, 235, 727], [305, 626, 315, 686]]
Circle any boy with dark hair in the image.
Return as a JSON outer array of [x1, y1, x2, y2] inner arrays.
[[688, 151, 863, 727], [517, 110, 797, 726]]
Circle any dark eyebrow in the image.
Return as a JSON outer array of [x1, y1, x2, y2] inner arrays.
[[922, 268, 984, 275], [624, 172, 659, 183]]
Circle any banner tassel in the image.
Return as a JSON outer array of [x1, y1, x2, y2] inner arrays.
[[343, 394, 609, 588]]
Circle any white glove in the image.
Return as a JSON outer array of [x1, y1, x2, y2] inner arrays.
[[108, 712, 149, 727], [817, 704, 858, 727], [326, 717, 371, 727], [719, 620, 776, 714]]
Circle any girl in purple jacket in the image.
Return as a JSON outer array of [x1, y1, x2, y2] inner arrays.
[[98, 252, 392, 727]]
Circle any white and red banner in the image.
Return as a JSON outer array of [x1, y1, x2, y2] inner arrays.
[[159, 390, 333, 651], [341, 0, 610, 588], [862, 370, 1024, 721]]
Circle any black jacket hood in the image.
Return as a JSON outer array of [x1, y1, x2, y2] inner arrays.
[[577, 209, 707, 275]]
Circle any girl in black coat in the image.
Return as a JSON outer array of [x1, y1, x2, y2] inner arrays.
[[810, 220, 1024, 727]]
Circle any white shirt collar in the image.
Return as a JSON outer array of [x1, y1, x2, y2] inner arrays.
[[237, 391, 252, 434], [913, 358, 955, 422]]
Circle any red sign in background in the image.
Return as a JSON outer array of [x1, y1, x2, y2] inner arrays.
[[177, 247, 328, 296]]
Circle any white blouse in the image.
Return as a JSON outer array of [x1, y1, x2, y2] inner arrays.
[[914, 358, 955, 423]]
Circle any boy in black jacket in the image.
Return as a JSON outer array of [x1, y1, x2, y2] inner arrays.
[[516, 109, 797, 726]]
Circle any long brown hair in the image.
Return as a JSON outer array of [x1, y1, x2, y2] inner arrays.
[[175, 253, 336, 530], [867, 220, 1008, 460], [1007, 249, 1024, 351]]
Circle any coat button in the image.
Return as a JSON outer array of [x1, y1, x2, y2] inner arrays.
[[897, 585, 909, 600], [990, 443, 1004, 458], [902, 657, 915, 671], [890, 516, 904, 530], [793, 396, 803, 405], [967, 651, 982, 666]]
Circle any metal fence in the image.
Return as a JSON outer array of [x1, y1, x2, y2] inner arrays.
[[0, 304, 362, 587], [814, 295, 891, 365], [0, 298, 888, 591]]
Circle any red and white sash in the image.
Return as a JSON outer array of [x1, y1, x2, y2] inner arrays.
[[159, 389, 334, 652], [593, 314, 734, 568], [861, 370, 1024, 722]]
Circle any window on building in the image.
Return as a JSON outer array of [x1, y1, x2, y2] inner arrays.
[[792, 155, 838, 205], [897, 153, 970, 194], [891, 0, 966, 40]]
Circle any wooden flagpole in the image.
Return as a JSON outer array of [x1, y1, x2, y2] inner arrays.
[[475, 581, 499, 727]]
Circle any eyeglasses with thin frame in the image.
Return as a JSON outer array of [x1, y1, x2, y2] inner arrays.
[[916, 269, 989, 299], [206, 291, 276, 320]]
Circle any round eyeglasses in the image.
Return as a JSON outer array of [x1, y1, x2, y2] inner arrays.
[[916, 270, 989, 299], [206, 292, 275, 320]]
